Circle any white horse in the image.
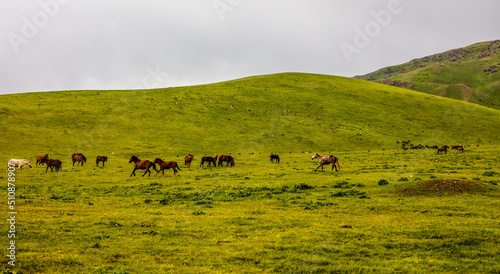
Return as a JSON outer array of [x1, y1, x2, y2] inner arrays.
[[7, 159, 32, 172], [311, 153, 340, 172]]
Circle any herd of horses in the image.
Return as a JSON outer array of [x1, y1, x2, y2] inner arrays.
[[7, 152, 343, 176], [399, 140, 465, 154]]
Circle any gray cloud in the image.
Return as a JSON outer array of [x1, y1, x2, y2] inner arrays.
[[1, 0, 499, 94]]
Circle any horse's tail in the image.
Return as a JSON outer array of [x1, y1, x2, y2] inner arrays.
[[336, 159, 341, 170], [176, 162, 181, 170], [151, 162, 157, 171]]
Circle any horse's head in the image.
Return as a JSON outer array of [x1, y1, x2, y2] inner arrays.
[[154, 158, 162, 164], [28, 161, 32, 168], [311, 153, 318, 160], [129, 156, 139, 163]]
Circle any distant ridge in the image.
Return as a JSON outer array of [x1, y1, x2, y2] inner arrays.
[[355, 40, 500, 110]]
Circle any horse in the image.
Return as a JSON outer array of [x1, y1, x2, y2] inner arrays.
[[200, 155, 218, 167], [437, 146, 449, 154], [270, 154, 280, 163], [184, 154, 194, 168], [311, 153, 340, 172], [96, 156, 108, 166], [129, 156, 156, 177], [42, 159, 62, 172], [153, 158, 180, 176], [452, 145, 464, 152], [7, 159, 32, 172], [36, 154, 49, 167], [218, 155, 235, 167], [72, 153, 87, 166]]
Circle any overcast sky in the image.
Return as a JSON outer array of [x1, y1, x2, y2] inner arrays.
[[1, 0, 499, 94]]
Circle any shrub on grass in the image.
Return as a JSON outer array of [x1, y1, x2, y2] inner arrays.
[[378, 179, 389, 186]]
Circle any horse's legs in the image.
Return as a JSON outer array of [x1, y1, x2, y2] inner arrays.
[[154, 168, 161, 176], [314, 164, 322, 172], [130, 168, 137, 177]]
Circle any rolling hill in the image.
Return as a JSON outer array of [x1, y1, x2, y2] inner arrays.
[[1, 73, 499, 162], [355, 40, 500, 110]]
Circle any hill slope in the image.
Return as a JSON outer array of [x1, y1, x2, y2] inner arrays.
[[1, 73, 499, 161], [355, 40, 500, 110]]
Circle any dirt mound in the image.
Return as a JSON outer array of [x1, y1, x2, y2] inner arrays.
[[395, 179, 492, 196]]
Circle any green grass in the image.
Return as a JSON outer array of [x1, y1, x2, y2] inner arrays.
[[3, 148, 500, 273], [356, 40, 500, 110], [1, 72, 500, 272]]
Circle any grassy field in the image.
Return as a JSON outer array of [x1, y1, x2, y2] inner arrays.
[[3, 147, 500, 273], [1, 73, 500, 273]]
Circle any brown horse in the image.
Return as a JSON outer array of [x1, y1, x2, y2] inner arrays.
[[311, 152, 340, 172], [184, 154, 194, 168], [153, 158, 181, 176], [72, 153, 86, 166], [36, 154, 49, 167], [42, 159, 62, 172], [437, 146, 449, 154], [218, 155, 235, 167], [96, 156, 108, 166], [200, 155, 218, 167], [129, 156, 156, 177]]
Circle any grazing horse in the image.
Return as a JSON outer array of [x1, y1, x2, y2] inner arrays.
[[36, 154, 49, 167], [452, 145, 464, 152], [311, 153, 340, 172], [218, 155, 235, 167], [200, 155, 218, 167], [72, 153, 87, 166], [7, 159, 32, 172], [270, 154, 280, 163], [42, 159, 62, 172], [129, 156, 156, 177], [153, 158, 181, 176], [96, 156, 108, 166], [437, 146, 449, 154], [184, 154, 194, 168]]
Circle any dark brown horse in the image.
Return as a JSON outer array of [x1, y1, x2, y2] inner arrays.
[[96, 156, 108, 166], [200, 155, 218, 167], [218, 155, 235, 167], [437, 146, 449, 154], [42, 159, 62, 172], [311, 153, 340, 172], [184, 154, 194, 168], [452, 145, 464, 152], [129, 156, 156, 177], [36, 154, 49, 167], [153, 158, 181, 176], [270, 154, 280, 163], [72, 153, 86, 166]]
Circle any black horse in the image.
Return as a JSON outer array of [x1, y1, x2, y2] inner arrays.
[[270, 154, 280, 163], [200, 155, 218, 167]]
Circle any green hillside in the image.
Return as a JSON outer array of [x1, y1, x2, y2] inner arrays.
[[2, 73, 500, 273], [355, 40, 500, 110], [1, 73, 499, 161]]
